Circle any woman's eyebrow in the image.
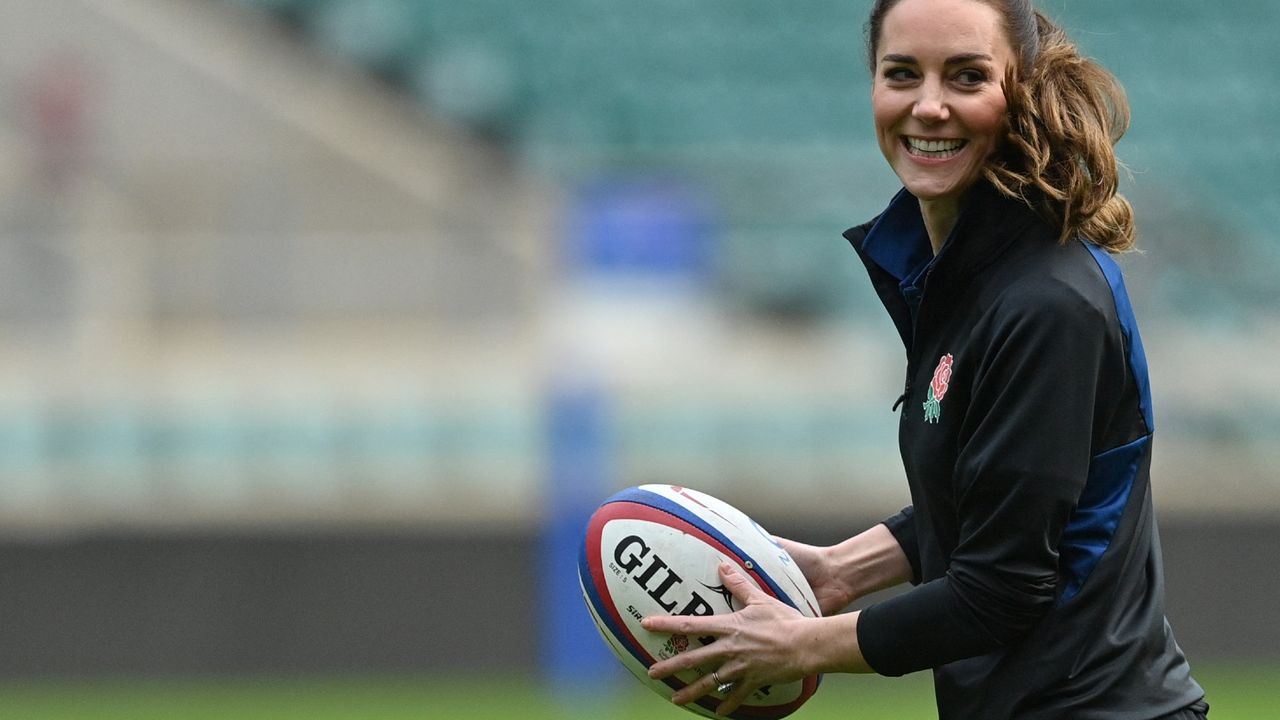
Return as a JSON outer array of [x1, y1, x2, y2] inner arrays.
[[945, 52, 994, 65], [879, 52, 994, 65]]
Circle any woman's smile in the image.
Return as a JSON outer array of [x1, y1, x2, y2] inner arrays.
[[902, 136, 969, 160]]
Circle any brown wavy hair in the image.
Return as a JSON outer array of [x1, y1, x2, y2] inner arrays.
[[866, 0, 1135, 252]]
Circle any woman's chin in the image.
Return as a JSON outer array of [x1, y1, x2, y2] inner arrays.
[[898, 172, 982, 203]]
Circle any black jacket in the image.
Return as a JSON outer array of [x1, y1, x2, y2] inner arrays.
[[845, 182, 1203, 719]]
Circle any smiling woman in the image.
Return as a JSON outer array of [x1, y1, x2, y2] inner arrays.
[[869, 0, 1013, 250], [641, 2, 1209, 719]]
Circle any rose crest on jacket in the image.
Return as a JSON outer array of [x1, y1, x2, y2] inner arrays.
[[923, 353, 954, 423]]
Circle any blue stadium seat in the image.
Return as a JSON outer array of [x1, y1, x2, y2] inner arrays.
[[230, 0, 1279, 319]]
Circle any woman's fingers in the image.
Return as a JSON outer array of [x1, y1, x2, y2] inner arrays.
[[642, 563, 752, 677], [716, 678, 760, 716], [666, 661, 756, 709], [644, 562, 800, 708], [645, 636, 718, 680], [640, 562, 753, 636], [718, 561, 761, 603], [641, 610, 722, 637], [668, 668, 724, 705]]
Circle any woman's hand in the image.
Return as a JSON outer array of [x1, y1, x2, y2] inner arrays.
[[641, 562, 867, 716], [776, 538, 856, 617], [780, 524, 914, 616]]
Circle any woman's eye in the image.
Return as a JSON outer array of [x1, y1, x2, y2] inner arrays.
[[883, 67, 917, 82], [954, 69, 988, 86]]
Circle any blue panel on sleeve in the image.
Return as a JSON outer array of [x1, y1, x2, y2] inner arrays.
[[1057, 434, 1148, 603]]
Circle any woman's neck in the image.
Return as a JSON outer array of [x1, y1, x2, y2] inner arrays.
[[919, 196, 961, 255]]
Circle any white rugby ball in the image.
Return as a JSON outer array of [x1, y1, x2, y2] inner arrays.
[[578, 484, 821, 719]]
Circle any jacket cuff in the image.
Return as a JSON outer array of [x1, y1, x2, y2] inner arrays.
[[857, 578, 963, 676], [881, 507, 921, 585]]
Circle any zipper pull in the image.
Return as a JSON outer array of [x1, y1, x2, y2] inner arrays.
[[892, 385, 910, 412]]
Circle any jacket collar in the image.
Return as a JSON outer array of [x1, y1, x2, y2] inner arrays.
[[859, 187, 933, 283], [842, 180, 1044, 348], [846, 180, 1040, 284]]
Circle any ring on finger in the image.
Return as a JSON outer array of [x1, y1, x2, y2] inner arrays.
[[711, 670, 735, 694]]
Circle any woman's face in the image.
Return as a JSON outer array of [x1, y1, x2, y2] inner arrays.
[[872, 0, 1014, 203]]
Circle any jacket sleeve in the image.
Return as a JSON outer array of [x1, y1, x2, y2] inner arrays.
[[881, 506, 921, 585], [858, 283, 1116, 676]]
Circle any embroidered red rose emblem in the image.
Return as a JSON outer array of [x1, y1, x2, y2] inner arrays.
[[922, 353, 953, 424], [930, 353, 953, 402]]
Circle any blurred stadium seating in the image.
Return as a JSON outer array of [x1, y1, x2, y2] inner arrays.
[[231, 0, 1280, 316], [0, 0, 1275, 529]]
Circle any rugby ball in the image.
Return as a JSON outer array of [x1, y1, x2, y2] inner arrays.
[[578, 484, 821, 719]]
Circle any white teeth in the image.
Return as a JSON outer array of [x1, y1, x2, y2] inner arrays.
[[907, 137, 966, 156]]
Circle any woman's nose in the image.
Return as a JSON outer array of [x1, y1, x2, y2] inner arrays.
[[912, 82, 950, 123]]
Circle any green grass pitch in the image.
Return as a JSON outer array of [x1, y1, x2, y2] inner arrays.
[[0, 663, 1272, 719]]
